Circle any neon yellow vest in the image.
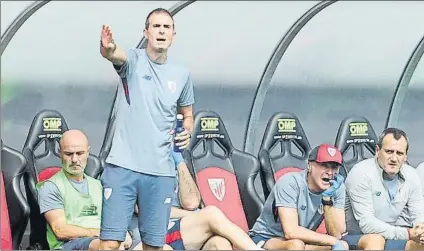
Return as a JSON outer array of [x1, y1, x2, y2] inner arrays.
[[36, 170, 102, 249]]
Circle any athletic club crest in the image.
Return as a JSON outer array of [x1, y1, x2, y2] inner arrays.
[[208, 178, 226, 201], [168, 81, 177, 93], [327, 147, 336, 157], [104, 188, 112, 200]]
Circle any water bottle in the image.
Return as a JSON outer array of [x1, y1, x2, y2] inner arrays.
[[173, 114, 184, 152]]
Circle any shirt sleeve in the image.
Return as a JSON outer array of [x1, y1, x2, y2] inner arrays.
[[274, 174, 300, 209], [37, 181, 64, 214], [178, 73, 195, 107], [407, 171, 424, 225], [113, 48, 138, 80]]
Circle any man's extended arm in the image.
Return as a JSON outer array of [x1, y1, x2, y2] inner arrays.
[[100, 25, 127, 66]]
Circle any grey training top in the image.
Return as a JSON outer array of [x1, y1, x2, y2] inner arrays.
[[249, 170, 345, 239], [345, 158, 424, 240], [106, 48, 195, 177]]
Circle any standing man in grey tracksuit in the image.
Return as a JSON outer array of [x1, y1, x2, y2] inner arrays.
[[98, 8, 194, 250]]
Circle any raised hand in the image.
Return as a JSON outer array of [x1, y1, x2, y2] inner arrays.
[[100, 24, 116, 57], [322, 174, 345, 198]]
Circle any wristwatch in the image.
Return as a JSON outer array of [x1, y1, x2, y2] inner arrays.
[[322, 196, 333, 206]]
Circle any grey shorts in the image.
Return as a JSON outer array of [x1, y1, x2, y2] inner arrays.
[[250, 233, 271, 248], [61, 237, 96, 250], [100, 163, 175, 247]]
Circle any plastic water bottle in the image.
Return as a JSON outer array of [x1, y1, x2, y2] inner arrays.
[[173, 114, 184, 152]]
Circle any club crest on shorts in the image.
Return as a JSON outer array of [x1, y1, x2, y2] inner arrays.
[[104, 188, 112, 200], [168, 81, 177, 93], [208, 178, 226, 201], [327, 147, 336, 157]]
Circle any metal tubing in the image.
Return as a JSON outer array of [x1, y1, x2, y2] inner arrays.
[[385, 34, 424, 128], [243, 1, 336, 154]]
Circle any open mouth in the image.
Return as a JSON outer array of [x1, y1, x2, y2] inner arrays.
[[321, 177, 333, 184], [156, 38, 166, 42]]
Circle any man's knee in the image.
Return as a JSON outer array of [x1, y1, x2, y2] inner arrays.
[[88, 239, 101, 250], [406, 240, 424, 250], [199, 206, 228, 231], [358, 234, 385, 250], [339, 240, 349, 250], [201, 205, 227, 224], [285, 239, 305, 250], [202, 205, 225, 218], [99, 240, 121, 250], [202, 235, 232, 250]]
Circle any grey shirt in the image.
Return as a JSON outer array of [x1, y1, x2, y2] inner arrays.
[[106, 48, 195, 177], [38, 178, 88, 214], [249, 170, 345, 239], [345, 158, 424, 240]]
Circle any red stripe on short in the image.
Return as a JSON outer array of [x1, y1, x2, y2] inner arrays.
[[165, 230, 182, 244]]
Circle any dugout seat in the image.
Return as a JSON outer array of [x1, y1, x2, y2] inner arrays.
[[257, 112, 330, 233], [184, 110, 263, 231], [1, 140, 31, 250], [334, 116, 378, 178], [258, 112, 311, 199], [21, 109, 101, 249]]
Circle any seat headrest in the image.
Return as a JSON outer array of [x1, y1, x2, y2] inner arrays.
[[260, 112, 311, 155], [188, 110, 233, 154], [23, 109, 68, 151], [335, 116, 377, 154]]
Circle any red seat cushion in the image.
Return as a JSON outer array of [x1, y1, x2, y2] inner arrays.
[[274, 166, 303, 181], [37, 166, 61, 182], [196, 167, 249, 232], [1, 172, 13, 250]]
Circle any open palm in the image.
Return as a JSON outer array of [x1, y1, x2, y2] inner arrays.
[[100, 25, 115, 55]]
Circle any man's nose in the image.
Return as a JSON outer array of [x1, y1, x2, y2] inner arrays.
[[389, 153, 397, 162], [71, 154, 78, 162]]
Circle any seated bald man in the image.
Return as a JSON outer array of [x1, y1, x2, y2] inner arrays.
[[37, 130, 132, 250]]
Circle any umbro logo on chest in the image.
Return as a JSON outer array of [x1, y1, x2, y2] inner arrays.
[[142, 75, 152, 81]]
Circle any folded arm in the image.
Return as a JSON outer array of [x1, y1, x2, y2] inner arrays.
[[279, 207, 337, 246], [45, 209, 99, 240]]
